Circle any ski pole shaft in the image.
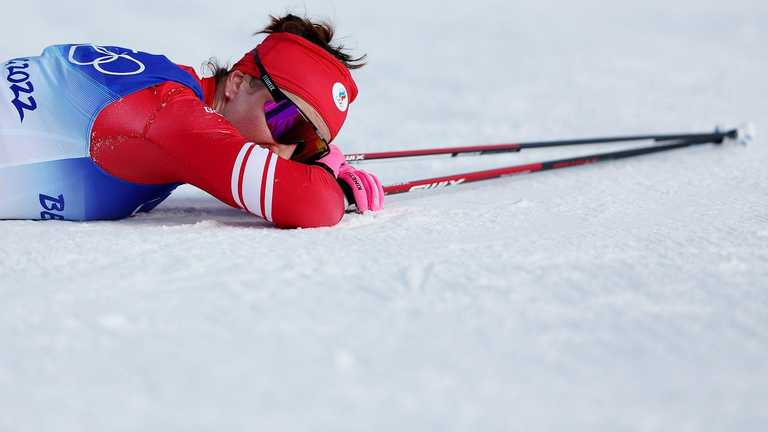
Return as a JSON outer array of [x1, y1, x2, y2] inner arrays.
[[347, 128, 736, 162], [382, 136, 721, 195]]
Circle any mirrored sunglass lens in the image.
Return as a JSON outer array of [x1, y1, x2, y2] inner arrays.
[[264, 100, 302, 140], [263, 100, 329, 162], [293, 134, 328, 162]]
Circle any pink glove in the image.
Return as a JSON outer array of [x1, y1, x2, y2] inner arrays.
[[316, 144, 346, 177], [317, 145, 384, 213], [338, 164, 384, 213]]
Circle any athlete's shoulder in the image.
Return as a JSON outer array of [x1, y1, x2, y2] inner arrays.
[[176, 64, 200, 81], [175, 64, 218, 107]]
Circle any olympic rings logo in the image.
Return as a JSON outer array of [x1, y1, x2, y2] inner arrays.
[[67, 44, 146, 76]]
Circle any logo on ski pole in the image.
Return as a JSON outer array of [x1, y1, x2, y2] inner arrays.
[[345, 154, 365, 162], [67, 44, 146, 76], [409, 178, 465, 191]]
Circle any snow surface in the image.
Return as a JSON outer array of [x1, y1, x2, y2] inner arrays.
[[2, 1, 768, 431]]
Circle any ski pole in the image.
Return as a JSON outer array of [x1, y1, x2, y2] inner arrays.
[[382, 135, 728, 195], [346, 128, 737, 163]]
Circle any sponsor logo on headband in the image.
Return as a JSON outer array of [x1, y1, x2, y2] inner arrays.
[[332, 82, 348, 112]]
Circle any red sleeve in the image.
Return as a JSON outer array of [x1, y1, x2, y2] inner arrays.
[[91, 82, 345, 228]]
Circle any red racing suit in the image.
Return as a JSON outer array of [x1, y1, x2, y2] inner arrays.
[[89, 66, 345, 228]]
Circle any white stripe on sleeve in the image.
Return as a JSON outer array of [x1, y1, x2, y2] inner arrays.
[[263, 152, 278, 222], [240, 146, 270, 218], [230, 143, 255, 209]]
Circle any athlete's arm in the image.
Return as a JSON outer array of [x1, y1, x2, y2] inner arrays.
[[91, 82, 345, 228]]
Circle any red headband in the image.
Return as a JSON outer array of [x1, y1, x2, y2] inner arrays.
[[233, 32, 358, 143]]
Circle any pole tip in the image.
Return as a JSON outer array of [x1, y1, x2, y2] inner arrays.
[[734, 123, 756, 146]]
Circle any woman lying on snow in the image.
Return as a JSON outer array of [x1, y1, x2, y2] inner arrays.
[[0, 14, 383, 228]]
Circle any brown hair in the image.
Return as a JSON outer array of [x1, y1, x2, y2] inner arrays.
[[259, 14, 367, 70], [205, 13, 366, 84]]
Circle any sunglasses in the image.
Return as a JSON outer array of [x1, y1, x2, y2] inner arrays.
[[253, 51, 330, 163]]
